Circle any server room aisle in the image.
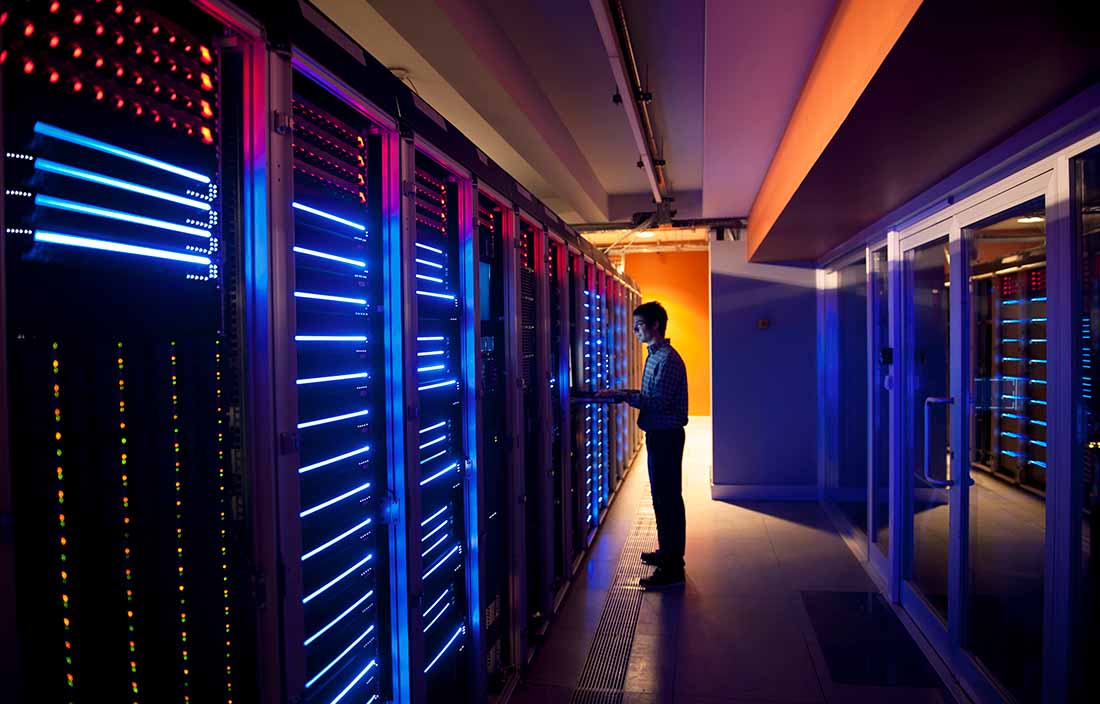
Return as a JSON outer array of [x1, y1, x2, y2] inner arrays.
[[512, 418, 960, 704]]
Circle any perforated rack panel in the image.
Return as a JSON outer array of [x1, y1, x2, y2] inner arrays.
[[413, 153, 470, 699], [3, 2, 251, 701], [289, 72, 391, 704]]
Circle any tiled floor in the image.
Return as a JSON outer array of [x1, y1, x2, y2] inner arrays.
[[511, 418, 957, 704]]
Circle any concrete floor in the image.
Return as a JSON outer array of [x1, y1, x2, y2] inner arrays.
[[511, 418, 956, 704]]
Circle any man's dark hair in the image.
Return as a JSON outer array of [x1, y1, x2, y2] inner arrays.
[[633, 301, 668, 335]]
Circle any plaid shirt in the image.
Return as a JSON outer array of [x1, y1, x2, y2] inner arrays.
[[625, 338, 688, 430]]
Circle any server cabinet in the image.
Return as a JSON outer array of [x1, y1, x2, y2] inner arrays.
[[516, 215, 553, 641], [1, 1, 256, 701], [567, 249, 590, 554], [266, 56, 400, 704], [402, 146, 479, 702], [474, 187, 518, 696], [547, 234, 572, 604]]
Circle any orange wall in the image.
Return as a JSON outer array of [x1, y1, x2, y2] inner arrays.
[[623, 251, 711, 416]]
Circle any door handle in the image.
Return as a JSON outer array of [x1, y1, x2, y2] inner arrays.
[[923, 396, 954, 488]]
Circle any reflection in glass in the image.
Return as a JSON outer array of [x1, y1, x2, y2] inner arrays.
[[871, 249, 891, 556], [1074, 146, 1100, 700], [834, 259, 870, 536], [907, 236, 951, 621], [966, 198, 1046, 703]]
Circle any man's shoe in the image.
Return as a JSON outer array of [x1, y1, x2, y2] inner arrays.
[[640, 550, 662, 566], [639, 568, 685, 591]]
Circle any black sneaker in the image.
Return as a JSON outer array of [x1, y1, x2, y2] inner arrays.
[[639, 568, 685, 591], [640, 550, 662, 566]]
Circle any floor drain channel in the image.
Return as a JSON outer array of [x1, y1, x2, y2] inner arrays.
[[569, 505, 658, 704]]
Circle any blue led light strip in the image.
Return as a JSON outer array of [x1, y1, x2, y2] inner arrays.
[[295, 335, 367, 342], [298, 409, 370, 429], [305, 629, 376, 689], [417, 336, 445, 342], [420, 421, 447, 433], [303, 518, 373, 561], [419, 379, 457, 391], [292, 201, 366, 232], [299, 445, 371, 474], [423, 545, 461, 579], [425, 590, 450, 618], [34, 122, 212, 183], [419, 435, 448, 450], [417, 290, 457, 301], [329, 660, 379, 704], [425, 626, 465, 673], [35, 195, 212, 238], [420, 450, 447, 465], [416, 274, 444, 284], [415, 242, 444, 255], [297, 372, 368, 385], [293, 246, 366, 268], [35, 160, 212, 210], [421, 506, 448, 526], [416, 258, 444, 269], [422, 534, 449, 557], [417, 364, 446, 373], [304, 590, 375, 646], [423, 602, 451, 633], [422, 520, 448, 543], [295, 291, 367, 305], [420, 462, 460, 486], [300, 482, 372, 518], [34, 231, 212, 265], [302, 553, 374, 604]]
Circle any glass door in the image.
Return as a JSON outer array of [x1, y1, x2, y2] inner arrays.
[[869, 246, 891, 571], [900, 228, 956, 631], [897, 181, 1054, 703]]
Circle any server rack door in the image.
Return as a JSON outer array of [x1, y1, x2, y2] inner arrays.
[[2, 2, 255, 701], [517, 216, 552, 638], [474, 189, 518, 694], [595, 268, 611, 515], [568, 250, 589, 557], [272, 67, 396, 704], [407, 148, 476, 702], [547, 236, 571, 600]]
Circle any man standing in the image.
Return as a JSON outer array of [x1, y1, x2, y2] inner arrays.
[[599, 301, 688, 589]]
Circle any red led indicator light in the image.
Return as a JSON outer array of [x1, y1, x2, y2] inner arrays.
[[50, 2, 61, 14], [49, 34, 61, 48], [0, 12, 8, 27], [95, 56, 105, 68], [49, 70, 60, 84], [151, 24, 160, 34], [199, 46, 213, 65], [95, 22, 105, 36], [133, 103, 143, 116], [200, 126, 214, 145], [133, 12, 142, 24], [23, 59, 35, 74], [72, 45, 83, 59], [24, 21, 35, 37], [113, 96, 125, 110], [200, 100, 214, 118], [115, 3, 125, 15], [94, 87, 105, 101], [115, 33, 125, 46], [199, 73, 214, 92], [72, 11, 83, 24], [0, 50, 7, 65], [72, 79, 83, 92]]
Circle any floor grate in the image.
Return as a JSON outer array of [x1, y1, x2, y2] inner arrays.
[[569, 504, 658, 704]]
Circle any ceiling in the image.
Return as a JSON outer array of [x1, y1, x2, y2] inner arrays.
[[311, 0, 833, 225]]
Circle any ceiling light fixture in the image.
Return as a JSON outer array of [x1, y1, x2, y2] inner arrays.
[[1017, 216, 1045, 224], [636, 231, 655, 238]]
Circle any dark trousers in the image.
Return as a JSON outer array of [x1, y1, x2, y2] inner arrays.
[[646, 428, 686, 571]]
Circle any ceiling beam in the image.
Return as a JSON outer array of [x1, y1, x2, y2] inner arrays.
[[744, 0, 921, 259]]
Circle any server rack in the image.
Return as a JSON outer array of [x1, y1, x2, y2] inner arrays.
[[402, 145, 479, 702], [516, 215, 553, 645], [2, 1, 255, 701], [547, 233, 572, 606], [973, 256, 1049, 493], [473, 186, 517, 697]]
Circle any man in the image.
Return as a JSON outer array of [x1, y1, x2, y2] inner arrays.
[[598, 301, 688, 590]]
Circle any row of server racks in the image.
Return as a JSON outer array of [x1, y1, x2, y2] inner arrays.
[[0, 2, 645, 703]]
